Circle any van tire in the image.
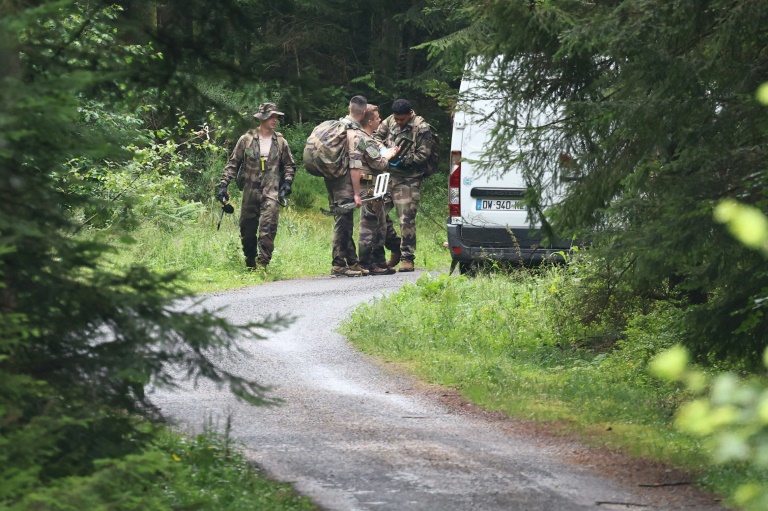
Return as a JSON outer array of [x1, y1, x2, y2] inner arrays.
[[458, 261, 472, 276]]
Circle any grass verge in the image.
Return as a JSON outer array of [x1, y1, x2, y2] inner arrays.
[[157, 423, 317, 511], [339, 269, 765, 508]]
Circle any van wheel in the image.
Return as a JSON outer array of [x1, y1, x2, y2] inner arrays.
[[458, 262, 472, 275]]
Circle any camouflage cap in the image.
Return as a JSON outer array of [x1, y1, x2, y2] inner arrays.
[[254, 102, 284, 121]]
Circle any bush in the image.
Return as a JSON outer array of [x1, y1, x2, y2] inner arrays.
[[157, 424, 317, 511]]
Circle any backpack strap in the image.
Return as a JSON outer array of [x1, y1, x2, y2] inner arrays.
[[341, 118, 355, 130], [412, 117, 432, 137], [274, 131, 286, 161], [340, 119, 361, 153]]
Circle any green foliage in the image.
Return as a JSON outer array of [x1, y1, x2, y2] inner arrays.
[[157, 426, 317, 511], [543, 250, 658, 352], [12, 449, 174, 511], [715, 199, 768, 256], [653, 346, 768, 511], [289, 168, 329, 210], [648, 194, 768, 511], [194, 79, 272, 123], [1, 422, 319, 511], [99, 172, 452, 293], [175, 0, 459, 128], [66, 103, 236, 231], [428, 0, 768, 364], [1, 0, 301, 507]]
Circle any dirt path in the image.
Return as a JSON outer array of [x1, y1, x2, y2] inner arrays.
[[151, 272, 725, 511]]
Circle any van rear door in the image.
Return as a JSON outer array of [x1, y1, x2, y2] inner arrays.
[[448, 60, 571, 268], [451, 74, 533, 230]]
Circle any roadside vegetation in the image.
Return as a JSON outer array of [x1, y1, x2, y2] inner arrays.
[[341, 264, 768, 508], [156, 425, 316, 511], [13, 423, 316, 511]]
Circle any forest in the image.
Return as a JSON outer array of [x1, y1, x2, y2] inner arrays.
[[2, 0, 768, 510]]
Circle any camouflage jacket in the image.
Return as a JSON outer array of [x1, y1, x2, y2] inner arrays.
[[350, 129, 389, 177], [220, 130, 295, 203], [374, 113, 432, 178]]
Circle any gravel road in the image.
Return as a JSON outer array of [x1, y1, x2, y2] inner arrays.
[[152, 272, 724, 511]]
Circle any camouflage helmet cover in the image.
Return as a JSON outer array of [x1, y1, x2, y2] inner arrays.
[[254, 102, 285, 120]]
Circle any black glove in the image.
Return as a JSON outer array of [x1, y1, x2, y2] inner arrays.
[[279, 180, 293, 198], [216, 183, 229, 204]]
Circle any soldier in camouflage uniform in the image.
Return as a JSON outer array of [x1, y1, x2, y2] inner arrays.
[[217, 103, 296, 270], [356, 105, 399, 275], [374, 99, 434, 272], [325, 95, 368, 277]]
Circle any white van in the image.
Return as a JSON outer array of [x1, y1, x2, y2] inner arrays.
[[447, 63, 571, 274]]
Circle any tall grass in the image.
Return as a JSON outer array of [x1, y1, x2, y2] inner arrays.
[[158, 424, 317, 511]]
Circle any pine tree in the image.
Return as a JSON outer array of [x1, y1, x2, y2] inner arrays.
[[0, 1, 289, 505]]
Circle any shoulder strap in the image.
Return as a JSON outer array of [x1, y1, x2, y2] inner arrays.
[[414, 122, 435, 142], [274, 131, 286, 151], [273, 131, 286, 165]]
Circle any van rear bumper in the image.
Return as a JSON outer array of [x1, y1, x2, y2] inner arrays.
[[447, 223, 571, 264]]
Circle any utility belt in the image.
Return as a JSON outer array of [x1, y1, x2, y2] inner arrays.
[[360, 173, 375, 183]]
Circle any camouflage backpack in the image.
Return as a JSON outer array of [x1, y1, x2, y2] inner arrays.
[[303, 118, 357, 179]]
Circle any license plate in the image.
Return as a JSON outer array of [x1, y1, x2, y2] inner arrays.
[[476, 199, 524, 211]]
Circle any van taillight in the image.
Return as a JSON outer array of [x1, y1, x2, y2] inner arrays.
[[449, 150, 461, 217]]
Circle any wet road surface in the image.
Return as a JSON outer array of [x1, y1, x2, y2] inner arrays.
[[152, 272, 723, 511]]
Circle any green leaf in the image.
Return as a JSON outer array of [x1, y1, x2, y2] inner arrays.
[[714, 432, 750, 463], [714, 199, 768, 251], [757, 82, 768, 106], [650, 345, 689, 381]]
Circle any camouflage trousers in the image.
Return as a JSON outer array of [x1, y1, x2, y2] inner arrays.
[[239, 192, 280, 265], [359, 183, 401, 267], [325, 173, 359, 268], [386, 175, 422, 263]]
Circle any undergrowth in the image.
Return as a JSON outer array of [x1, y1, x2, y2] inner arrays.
[[156, 424, 316, 511]]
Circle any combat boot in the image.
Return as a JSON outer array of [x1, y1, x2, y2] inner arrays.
[[387, 249, 401, 268], [369, 264, 395, 276], [245, 257, 257, 270], [398, 260, 414, 272], [348, 263, 370, 276], [331, 265, 363, 277]]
